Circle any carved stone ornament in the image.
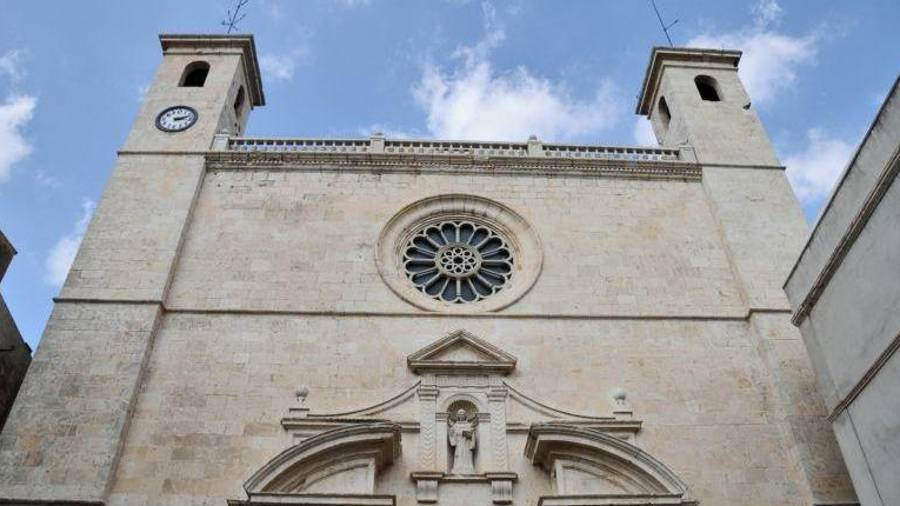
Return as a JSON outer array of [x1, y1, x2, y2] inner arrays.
[[228, 423, 401, 505], [448, 406, 478, 474], [247, 330, 696, 505], [526, 424, 697, 506], [407, 329, 517, 375], [376, 194, 543, 313]]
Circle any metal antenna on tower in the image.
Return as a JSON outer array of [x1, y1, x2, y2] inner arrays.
[[221, 0, 249, 34], [649, 0, 679, 47]]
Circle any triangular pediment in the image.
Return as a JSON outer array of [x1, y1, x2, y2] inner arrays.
[[407, 329, 516, 375]]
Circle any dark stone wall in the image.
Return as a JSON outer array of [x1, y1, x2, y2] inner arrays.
[[0, 295, 29, 431]]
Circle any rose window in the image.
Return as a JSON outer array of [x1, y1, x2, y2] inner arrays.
[[402, 220, 514, 304]]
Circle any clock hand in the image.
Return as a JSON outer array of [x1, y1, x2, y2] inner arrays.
[[173, 115, 189, 121]]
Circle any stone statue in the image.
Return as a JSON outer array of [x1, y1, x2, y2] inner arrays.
[[448, 408, 478, 474]]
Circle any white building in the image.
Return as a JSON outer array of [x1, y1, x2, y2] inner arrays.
[[785, 76, 900, 506]]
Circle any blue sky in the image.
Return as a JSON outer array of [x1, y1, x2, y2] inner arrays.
[[0, 0, 897, 349]]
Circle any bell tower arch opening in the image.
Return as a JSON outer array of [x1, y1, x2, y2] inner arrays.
[[179, 61, 210, 87], [694, 75, 722, 101]]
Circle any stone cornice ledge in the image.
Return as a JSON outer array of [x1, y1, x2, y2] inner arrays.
[[0, 501, 104, 505], [205, 151, 701, 181], [52, 298, 779, 322], [787, 143, 900, 325]]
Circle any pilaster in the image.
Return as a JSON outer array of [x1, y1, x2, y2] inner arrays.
[[417, 385, 439, 471], [487, 387, 509, 471]]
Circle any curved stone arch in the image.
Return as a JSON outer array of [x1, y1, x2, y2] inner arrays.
[[440, 392, 486, 415], [242, 423, 401, 501], [526, 424, 696, 505]]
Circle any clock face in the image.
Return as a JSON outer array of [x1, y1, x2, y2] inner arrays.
[[156, 106, 198, 132]]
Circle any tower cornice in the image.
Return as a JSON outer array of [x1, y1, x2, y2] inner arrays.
[[159, 33, 265, 106], [636, 46, 742, 115]]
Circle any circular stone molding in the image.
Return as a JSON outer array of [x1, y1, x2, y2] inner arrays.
[[376, 195, 543, 312]]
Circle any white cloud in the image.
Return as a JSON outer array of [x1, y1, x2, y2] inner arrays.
[[411, 1, 620, 142], [260, 54, 298, 81], [0, 94, 37, 183], [632, 117, 657, 146], [752, 0, 783, 27], [784, 129, 854, 204], [45, 199, 96, 287], [259, 49, 308, 81], [259, 0, 283, 19], [0, 49, 25, 81], [33, 168, 60, 188], [687, 0, 816, 105]]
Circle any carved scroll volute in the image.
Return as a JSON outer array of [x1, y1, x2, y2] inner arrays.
[[487, 386, 509, 470], [417, 385, 439, 470]]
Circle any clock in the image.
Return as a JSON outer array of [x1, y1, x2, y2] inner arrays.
[[155, 105, 198, 132]]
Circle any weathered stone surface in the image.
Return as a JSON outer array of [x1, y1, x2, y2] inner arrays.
[[0, 231, 31, 432], [107, 315, 818, 505], [167, 169, 745, 317], [0, 302, 160, 502], [0, 41, 856, 506]]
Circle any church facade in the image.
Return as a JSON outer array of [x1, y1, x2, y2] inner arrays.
[[0, 35, 858, 505]]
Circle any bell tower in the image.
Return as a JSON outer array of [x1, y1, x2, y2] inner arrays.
[[637, 47, 779, 167], [638, 47, 847, 504], [124, 34, 264, 151], [0, 35, 264, 505]]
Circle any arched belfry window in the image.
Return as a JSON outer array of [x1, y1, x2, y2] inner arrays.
[[233, 85, 246, 116], [180, 61, 210, 87], [695, 75, 721, 101], [658, 96, 671, 128]]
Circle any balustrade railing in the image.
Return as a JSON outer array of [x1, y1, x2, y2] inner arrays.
[[224, 136, 681, 162], [227, 138, 371, 153], [383, 140, 528, 157], [542, 143, 678, 161]]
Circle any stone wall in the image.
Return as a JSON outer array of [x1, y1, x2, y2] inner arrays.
[[0, 40, 857, 506], [109, 314, 805, 506], [0, 296, 29, 432], [0, 232, 30, 433], [167, 169, 745, 316], [93, 164, 852, 505], [0, 302, 160, 503]]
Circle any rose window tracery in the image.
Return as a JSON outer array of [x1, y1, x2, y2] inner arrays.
[[402, 220, 514, 304]]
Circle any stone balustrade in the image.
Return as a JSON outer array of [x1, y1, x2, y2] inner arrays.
[[227, 137, 372, 153], [224, 135, 682, 162]]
